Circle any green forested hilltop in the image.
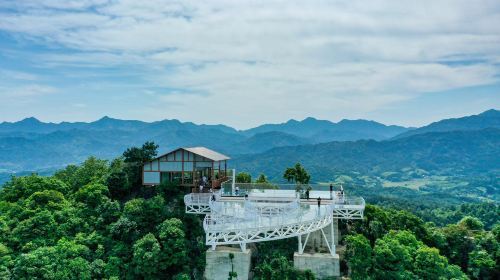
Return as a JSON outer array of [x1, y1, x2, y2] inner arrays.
[[0, 148, 499, 279], [233, 128, 500, 202], [344, 205, 499, 280], [0, 151, 207, 279], [234, 128, 500, 179]]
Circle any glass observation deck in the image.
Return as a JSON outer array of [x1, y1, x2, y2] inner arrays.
[[184, 182, 365, 249]]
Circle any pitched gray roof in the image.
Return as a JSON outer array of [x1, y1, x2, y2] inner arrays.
[[183, 146, 230, 161]]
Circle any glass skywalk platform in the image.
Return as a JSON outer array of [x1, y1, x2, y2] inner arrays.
[[184, 185, 365, 250]]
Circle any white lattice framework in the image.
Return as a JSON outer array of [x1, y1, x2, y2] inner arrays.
[[204, 208, 334, 250], [184, 190, 364, 253], [184, 192, 221, 214]]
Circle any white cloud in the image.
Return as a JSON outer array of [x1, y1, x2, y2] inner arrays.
[[0, 0, 499, 127], [0, 84, 56, 98], [0, 70, 39, 81]]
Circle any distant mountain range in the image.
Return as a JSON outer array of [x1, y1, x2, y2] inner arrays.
[[393, 109, 500, 139], [0, 109, 498, 179], [0, 115, 411, 172], [233, 128, 500, 182], [243, 117, 411, 142]]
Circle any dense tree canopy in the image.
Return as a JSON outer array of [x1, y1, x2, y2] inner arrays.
[[345, 204, 498, 280], [0, 144, 498, 279], [0, 143, 206, 279]]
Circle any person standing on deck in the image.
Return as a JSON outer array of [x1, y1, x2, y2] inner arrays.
[[305, 189, 310, 200], [317, 197, 322, 215]]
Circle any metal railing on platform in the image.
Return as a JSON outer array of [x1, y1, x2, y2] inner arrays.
[[184, 182, 365, 247], [221, 182, 347, 196], [184, 191, 221, 205]]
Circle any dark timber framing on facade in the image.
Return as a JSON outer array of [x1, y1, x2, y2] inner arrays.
[[142, 147, 230, 188]]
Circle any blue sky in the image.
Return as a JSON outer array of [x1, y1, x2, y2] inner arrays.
[[0, 0, 499, 129]]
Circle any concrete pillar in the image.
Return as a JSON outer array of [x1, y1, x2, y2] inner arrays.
[[305, 219, 339, 253], [294, 252, 340, 279], [204, 246, 252, 280], [295, 220, 341, 279]]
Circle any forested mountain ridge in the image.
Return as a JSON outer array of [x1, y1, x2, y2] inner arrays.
[[0, 116, 410, 174], [242, 117, 411, 141], [0, 116, 239, 134], [234, 128, 500, 180], [393, 109, 500, 139], [0, 109, 498, 182]]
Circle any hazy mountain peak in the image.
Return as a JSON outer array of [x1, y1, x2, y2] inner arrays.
[[337, 119, 365, 125], [479, 109, 499, 116], [0, 109, 496, 174], [95, 116, 119, 122], [19, 117, 42, 124], [242, 116, 410, 141], [302, 117, 319, 122], [285, 119, 300, 124], [393, 109, 500, 139]]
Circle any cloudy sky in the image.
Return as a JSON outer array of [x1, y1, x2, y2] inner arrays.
[[0, 0, 499, 129]]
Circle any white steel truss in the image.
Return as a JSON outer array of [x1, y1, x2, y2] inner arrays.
[[184, 192, 220, 214], [184, 190, 364, 251], [186, 204, 211, 214], [204, 210, 334, 248]]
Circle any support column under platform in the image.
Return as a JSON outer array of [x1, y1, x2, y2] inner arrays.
[[204, 246, 252, 280], [294, 220, 340, 279], [305, 219, 340, 253], [294, 252, 340, 279]]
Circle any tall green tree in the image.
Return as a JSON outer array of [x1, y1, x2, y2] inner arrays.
[[132, 233, 161, 279], [0, 175, 69, 203], [123, 195, 167, 234], [123, 141, 159, 188], [106, 158, 130, 200], [54, 157, 109, 192], [345, 234, 372, 280], [372, 233, 413, 279], [157, 218, 188, 275], [440, 223, 475, 270], [253, 254, 315, 280], [12, 238, 92, 280], [283, 163, 310, 184], [235, 172, 251, 183], [255, 173, 268, 183], [413, 247, 449, 280], [467, 250, 496, 280]]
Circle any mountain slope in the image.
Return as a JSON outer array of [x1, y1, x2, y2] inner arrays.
[[233, 131, 308, 154], [232, 128, 500, 182], [243, 117, 411, 141], [1, 111, 496, 176], [0, 127, 246, 172], [0, 115, 415, 173], [394, 109, 500, 139], [0, 116, 238, 134]]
